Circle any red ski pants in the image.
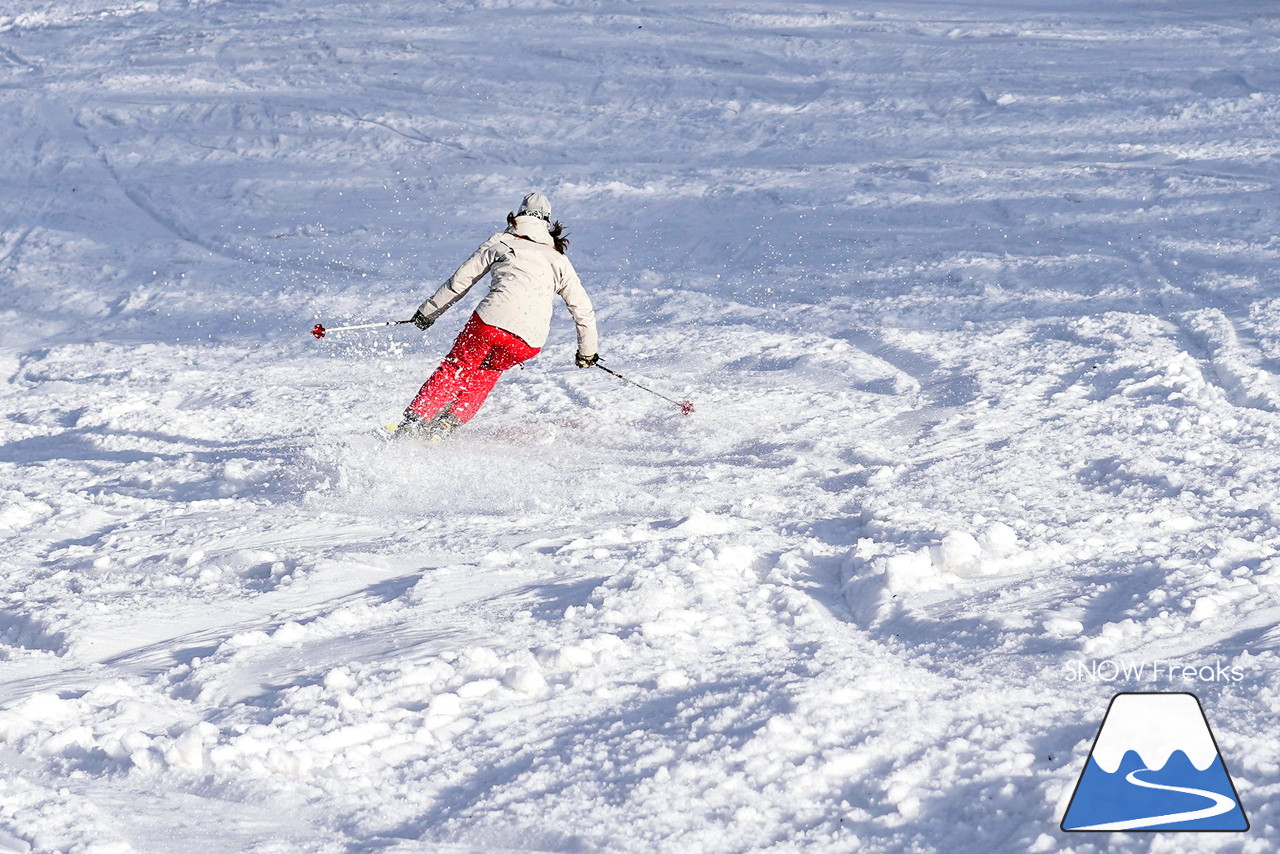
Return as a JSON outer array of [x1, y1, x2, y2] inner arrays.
[[406, 313, 540, 423]]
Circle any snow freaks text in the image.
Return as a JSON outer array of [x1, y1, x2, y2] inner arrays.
[[1063, 660, 1246, 683]]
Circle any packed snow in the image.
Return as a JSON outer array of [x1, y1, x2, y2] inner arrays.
[[2, 0, 1280, 851]]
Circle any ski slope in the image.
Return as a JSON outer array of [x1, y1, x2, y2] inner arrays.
[[2, 0, 1280, 850]]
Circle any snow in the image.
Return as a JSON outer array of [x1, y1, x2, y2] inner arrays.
[[2, 0, 1280, 851]]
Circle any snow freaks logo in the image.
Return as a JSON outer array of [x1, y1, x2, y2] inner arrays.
[[1061, 693, 1248, 832], [1062, 659, 1244, 683]]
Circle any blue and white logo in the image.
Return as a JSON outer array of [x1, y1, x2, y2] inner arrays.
[[1061, 692, 1248, 832]]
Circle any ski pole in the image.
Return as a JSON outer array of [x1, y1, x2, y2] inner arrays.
[[594, 362, 695, 415], [311, 320, 414, 338]]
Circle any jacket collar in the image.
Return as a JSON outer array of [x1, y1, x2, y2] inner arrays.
[[509, 215, 553, 246]]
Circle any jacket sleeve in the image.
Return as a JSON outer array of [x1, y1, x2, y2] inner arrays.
[[555, 258, 599, 356], [416, 235, 504, 321]]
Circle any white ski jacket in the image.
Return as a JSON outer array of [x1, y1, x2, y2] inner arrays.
[[416, 216, 598, 355]]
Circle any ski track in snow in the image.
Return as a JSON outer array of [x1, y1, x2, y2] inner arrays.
[[2, 1, 1280, 851]]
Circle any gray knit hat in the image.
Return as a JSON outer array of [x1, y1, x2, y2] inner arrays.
[[517, 192, 552, 222]]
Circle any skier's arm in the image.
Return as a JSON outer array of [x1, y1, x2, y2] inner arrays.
[[556, 261, 599, 357], [415, 237, 501, 324]]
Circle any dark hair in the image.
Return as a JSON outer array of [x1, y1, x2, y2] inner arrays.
[[508, 211, 569, 254]]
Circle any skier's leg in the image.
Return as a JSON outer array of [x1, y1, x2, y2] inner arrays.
[[449, 330, 540, 423], [448, 366, 503, 423], [405, 314, 489, 420]]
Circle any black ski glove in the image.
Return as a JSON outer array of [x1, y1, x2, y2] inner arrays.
[[411, 309, 434, 330], [576, 352, 599, 369]]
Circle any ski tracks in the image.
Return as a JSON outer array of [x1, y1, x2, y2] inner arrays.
[[1133, 246, 1280, 415], [1173, 306, 1280, 413]]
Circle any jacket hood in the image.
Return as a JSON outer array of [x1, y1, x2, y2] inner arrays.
[[509, 215, 553, 245]]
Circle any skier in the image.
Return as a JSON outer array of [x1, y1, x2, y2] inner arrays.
[[394, 192, 599, 440]]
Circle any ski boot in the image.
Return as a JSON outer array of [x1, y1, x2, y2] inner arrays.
[[390, 410, 462, 443]]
